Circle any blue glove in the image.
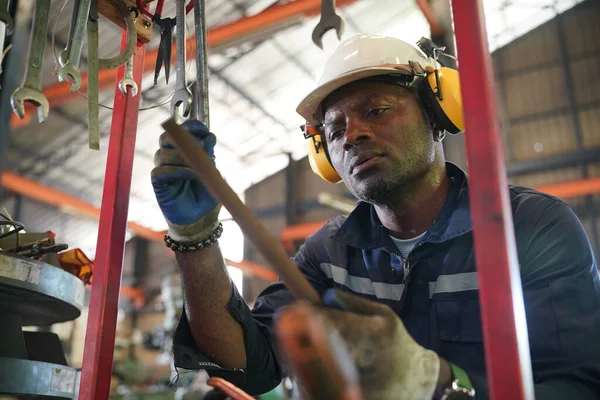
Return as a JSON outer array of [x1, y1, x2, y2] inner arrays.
[[151, 120, 220, 241]]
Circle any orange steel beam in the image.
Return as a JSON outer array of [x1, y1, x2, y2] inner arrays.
[[280, 220, 328, 243], [0, 171, 276, 281], [10, 0, 358, 129], [226, 258, 278, 282], [537, 177, 600, 199], [1, 170, 158, 240]]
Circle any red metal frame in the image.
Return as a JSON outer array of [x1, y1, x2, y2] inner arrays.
[[451, 1, 535, 399], [78, 33, 147, 400]]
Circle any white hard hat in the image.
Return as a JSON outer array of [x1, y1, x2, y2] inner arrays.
[[296, 34, 438, 126]]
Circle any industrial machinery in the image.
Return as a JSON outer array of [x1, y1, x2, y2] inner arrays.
[[0, 215, 86, 398]]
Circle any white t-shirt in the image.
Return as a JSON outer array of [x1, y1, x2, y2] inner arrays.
[[390, 232, 427, 259]]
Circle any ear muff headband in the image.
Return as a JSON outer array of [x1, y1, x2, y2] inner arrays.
[[306, 67, 464, 183]]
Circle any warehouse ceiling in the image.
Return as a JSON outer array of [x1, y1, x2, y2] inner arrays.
[[4, 0, 585, 258]]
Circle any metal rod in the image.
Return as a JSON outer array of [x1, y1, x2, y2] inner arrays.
[[162, 118, 320, 304], [193, 0, 209, 126], [78, 35, 146, 400], [451, 1, 534, 399]]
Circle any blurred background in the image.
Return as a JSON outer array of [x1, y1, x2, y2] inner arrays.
[[0, 0, 597, 398]]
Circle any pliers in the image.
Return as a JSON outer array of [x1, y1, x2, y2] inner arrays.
[[136, 0, 194, 85]]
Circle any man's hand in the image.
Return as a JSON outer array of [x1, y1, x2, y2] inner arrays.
[[151, 120, 221, 242], [280, 290, 442, 400]]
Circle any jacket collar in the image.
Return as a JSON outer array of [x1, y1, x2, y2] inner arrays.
[[331, 163, 473, 249]]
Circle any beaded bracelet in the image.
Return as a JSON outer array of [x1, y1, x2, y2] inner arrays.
[[164, 223, 224, 252]]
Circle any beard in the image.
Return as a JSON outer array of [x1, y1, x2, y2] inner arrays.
[[343, 144, 435, 205], [348, 172, 397, 204]]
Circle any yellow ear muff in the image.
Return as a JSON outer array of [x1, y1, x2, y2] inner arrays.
[[426, 67, 465, 134], [307, 134, 342, 183]]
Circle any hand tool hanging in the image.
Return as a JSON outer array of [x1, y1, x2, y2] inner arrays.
[[97, 0, 136, 70], [137, 0, 195, 85], [10, 0, 51, 123], [88, 0, 136, 151], [6, 0, 135, 130], [118, 32, 139, 97], [192, 0, 209, 126], [137, 0, 173, 85], [58, 0, 92, 90], [170, 0, 192, 120], [58, 0, 135, 149], [312, 0, 345, 49]]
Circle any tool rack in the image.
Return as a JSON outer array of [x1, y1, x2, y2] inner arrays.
[[0, 0, 535, 399]]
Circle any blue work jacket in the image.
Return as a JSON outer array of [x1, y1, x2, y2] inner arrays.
[[173, 163, 600, 399]]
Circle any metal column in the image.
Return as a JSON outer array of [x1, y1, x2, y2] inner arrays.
[[451, 1, 535, 399], [78, 33, 146, 400]]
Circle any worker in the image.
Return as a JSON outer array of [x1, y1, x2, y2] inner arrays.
[[152, 34, 600, 399]]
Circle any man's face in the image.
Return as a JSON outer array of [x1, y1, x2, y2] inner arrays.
[[322, 79, 437, 203]]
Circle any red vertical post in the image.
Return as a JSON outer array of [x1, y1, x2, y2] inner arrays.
[[78, 34, 146, 400], [451, 1, 535, 399]]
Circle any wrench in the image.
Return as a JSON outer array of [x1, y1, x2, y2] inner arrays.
[[118, 52, 138, 97], [193, 0, 209, 126], [58, 0, 92, 90], [170, 0, 192, 118], [10, 0, 51, 123], [311, 0, 344, 50], [188, 79, 198, 120], [87, 0, 99, 150], [98, 0, 136, 70]]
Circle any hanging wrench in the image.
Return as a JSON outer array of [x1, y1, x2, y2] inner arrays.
[[58, 0, 92, 90], [170, 0, 192, 118], [10, 0, 51, 123], [117, 9, 138, 97], [118, 52, 138, 97], [311, 0, 345, 49], [87, 0, 99, 150], [193, 0, 209, 126]]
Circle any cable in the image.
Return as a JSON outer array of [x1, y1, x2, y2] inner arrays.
[[51, 0, 70, 74], [76, 90, 175, 111]]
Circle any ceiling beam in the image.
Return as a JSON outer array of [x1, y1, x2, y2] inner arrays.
[[11, 0, 359, 129]]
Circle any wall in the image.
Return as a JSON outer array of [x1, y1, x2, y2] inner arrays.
[[494, 0, 600, 253]]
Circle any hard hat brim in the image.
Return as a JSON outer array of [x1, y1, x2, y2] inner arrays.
[[296, 65, 415, 127]]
